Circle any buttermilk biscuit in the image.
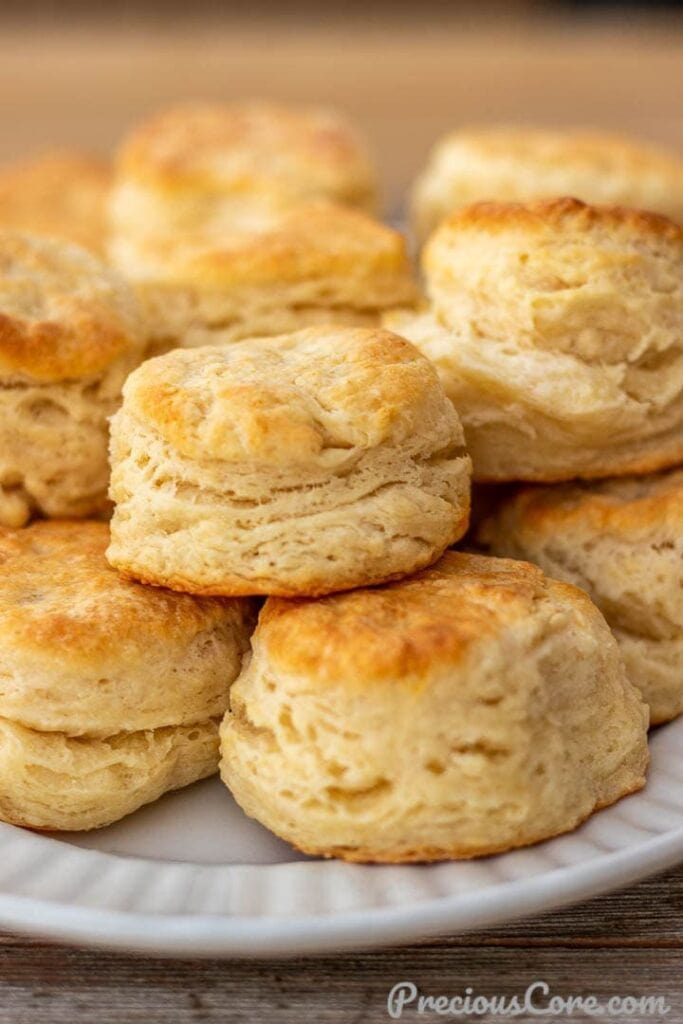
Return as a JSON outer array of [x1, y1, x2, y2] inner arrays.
[[220, 551, 649, 863], [109, 201, 417, 352], [0, 233, 146, 527], [109, 101, 377, 246], [0, 150, 111, 256], [386, 198, 683, 482], [479, 469, 683, 725], [411, 127, 683, 243], [107, 326, 471, 597], [0, 520, 254, 831]]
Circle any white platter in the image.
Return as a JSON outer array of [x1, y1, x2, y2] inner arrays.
[[0, 718, 681, 958]]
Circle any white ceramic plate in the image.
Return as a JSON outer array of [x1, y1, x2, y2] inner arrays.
[[0, 719, 681, 957]]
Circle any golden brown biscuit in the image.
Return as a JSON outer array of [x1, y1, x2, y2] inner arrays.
[[107, 326, 471, 596], [411, 127, 683, 243], [109, 101, 377, 246], [386, 198, 683, 482], [0, 520, 253, 735], [478, 468, 683, 725], [0, 150, 111, 256], [0, 233, 146, 526], [0, 520, 254, 831], [109, 201, 417, 351], [220, 551, 649, 862]]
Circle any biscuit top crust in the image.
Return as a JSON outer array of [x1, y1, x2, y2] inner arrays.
[[258, 551, 587, 684], [428, 127, 683, 179], [483, 468, 683, 542], [0, 150, 111, 255], [428, 196, 683, 244], [116, 201, 417, 298], [116, 101, 376, 206], [0, 233, 145, 382], [0, 520, 247, 668], [121, 326, 462, 463]]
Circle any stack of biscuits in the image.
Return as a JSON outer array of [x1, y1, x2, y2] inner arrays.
[[400, 128, 683, 732], [1, 103, 680, 864]]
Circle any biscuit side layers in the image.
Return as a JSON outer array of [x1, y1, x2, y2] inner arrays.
[[220, 552, 648, 862], [0, 716, 220, 831], [107, 329, 472, 596]]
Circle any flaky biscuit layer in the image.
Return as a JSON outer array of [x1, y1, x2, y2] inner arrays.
[[107, 327, 471, 596], [220, 552, 648, 862]]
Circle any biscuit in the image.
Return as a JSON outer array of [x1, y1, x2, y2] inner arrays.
[[106, 326, 471, 596], [386, 198, 683, 482], [0, 520, 254, 831], [411, 127, 683, 243], [0, 233, 146, 527], [0, 150, 111, 256], [478, 468, 683, 725], [220, 551, 649, 863], [109, 101, 377, 247], [109, 201, 417, 352], [0, 149, 111, 258], [0, 717, 220, 833]]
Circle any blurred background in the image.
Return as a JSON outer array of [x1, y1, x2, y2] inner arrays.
[[2, 0, 682, 214]]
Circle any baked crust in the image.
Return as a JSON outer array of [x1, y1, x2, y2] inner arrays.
[[0, 233, 144, 381], [481, 468, 683, 538], [120, 327, 455, 464], [260, 551, 580, 681], [434, 195, 683, 239], [0, 519, 250, 665], [0, 519, 254, 735], [116, 101, 376, 209]]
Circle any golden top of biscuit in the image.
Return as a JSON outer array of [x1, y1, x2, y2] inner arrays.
[[425, 127, 683, 179], [0, 233, 145, 382], [121, 326, 458, 463], [0, 150, 111, 255], [481, 468, 683, 543], [116, 201, 416, 301], [0, 520, 244, 669], [116, 101, 376, 207], [434, 195, 682, 238], [258, 550, 590, 683], [423, 197, 683, 367]]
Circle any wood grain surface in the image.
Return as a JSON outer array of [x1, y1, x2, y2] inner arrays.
[[0, 12, 681, 1020]]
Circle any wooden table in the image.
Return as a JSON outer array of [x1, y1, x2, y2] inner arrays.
[[0, 11, 681, 1019]]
